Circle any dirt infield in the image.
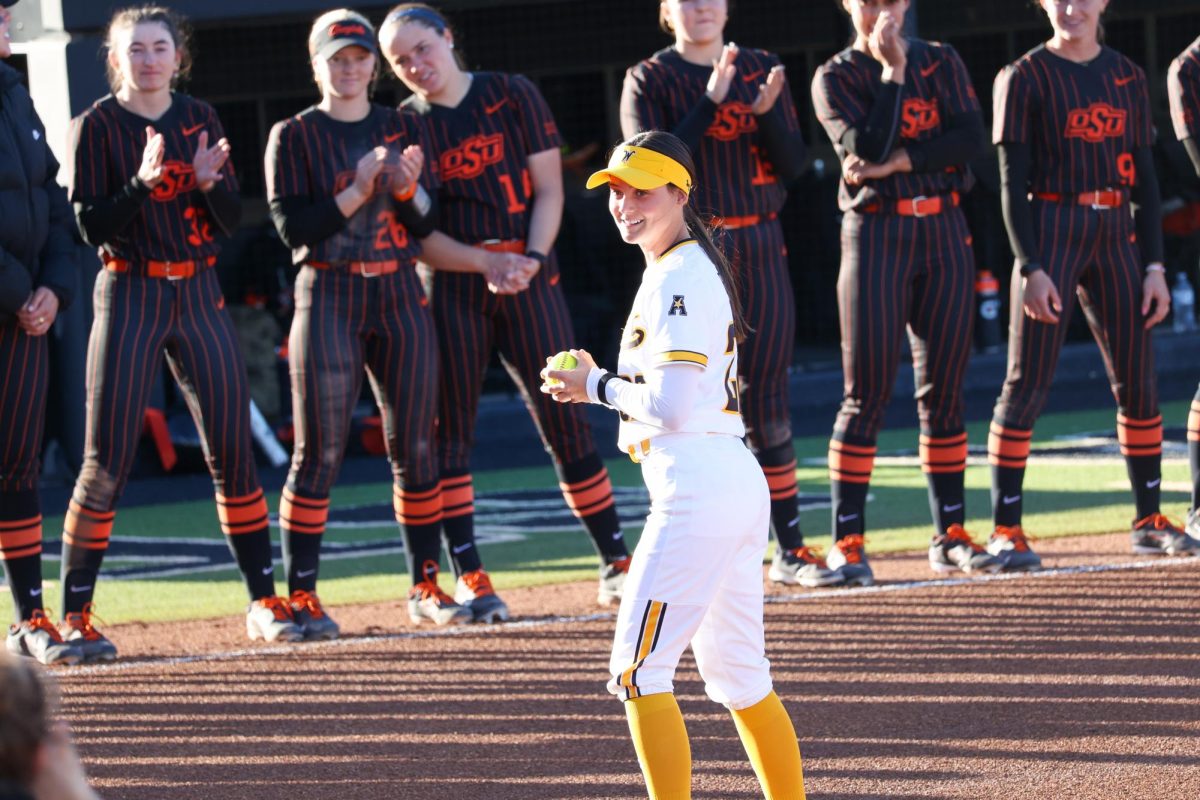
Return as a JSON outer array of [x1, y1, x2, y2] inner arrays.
[[53, 533, 1200, 800]]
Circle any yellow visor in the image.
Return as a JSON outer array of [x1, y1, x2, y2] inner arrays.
[[586, 145, 693, 195]]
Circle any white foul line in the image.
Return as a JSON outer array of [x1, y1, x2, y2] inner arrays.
[[52, 555, 1199, 676]]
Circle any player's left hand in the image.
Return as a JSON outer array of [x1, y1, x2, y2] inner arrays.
[[192, 131, 231, 192], [484, 252, 540, 294], [750, 65, 787, 115], [16, 287, 59, 337], [393, 144, 424, 194], [541, 348, 598, 404], [1141, 269, 1171, 329]]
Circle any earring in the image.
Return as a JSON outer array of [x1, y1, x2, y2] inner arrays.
[[449, 43, 455, 49]]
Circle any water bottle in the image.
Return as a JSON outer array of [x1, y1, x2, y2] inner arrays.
[[1172, 272, 1196, 333], [974, 269, 1003, 353]]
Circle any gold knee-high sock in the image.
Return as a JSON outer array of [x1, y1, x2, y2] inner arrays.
[[625, 693, 691, 800], [730, 691, 806, 800]]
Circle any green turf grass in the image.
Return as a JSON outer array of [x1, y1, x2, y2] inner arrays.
[[2, 399, 1192, 626]]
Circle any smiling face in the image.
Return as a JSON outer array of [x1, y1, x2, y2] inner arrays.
[[313, 44, 375, 101], [661, 0, 727, 47], [607, 176, 689, 256], [1040, 0, 1109, 46], [108, 20, 180, 94], [380, 20, 459, 100]]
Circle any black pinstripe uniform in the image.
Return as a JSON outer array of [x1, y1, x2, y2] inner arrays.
[[1167, 36, 1200, 530], [265, 104, 444, 589], [621, 46, 808, 549], [812, 41, 982, 541], [991, 45, 1163, 527], [63, 93, 276, 614], [402, 72, 628, 575], [0, 58, 77, 624]]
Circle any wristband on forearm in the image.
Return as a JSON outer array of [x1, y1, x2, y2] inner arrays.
[[526, 249, 548, 267]]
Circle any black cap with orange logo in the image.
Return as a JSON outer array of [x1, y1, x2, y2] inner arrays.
[[310, 13, 376, 60]]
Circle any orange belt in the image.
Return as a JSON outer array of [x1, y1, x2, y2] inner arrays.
[[1033, 189, 1126, 209], [104, 256, 214, 279], [862, 191, 960, 217], [627, 439, 652, 464], [474, 239, 527, 254], [307, 260, 401, 277], [719, 212, 777, 230]]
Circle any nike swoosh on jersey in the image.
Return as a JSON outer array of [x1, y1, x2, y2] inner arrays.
[[30, 588, 42, 596], [296, 568, 316, 578], [182, 122, 205, 136], [1002, 495, 1021, 505], [741, 69, 765, 84], [942, 503, 963, 513], [920, 61, 940, 78], [484, 98, 508, 115], [384, 132, 403, 143], [1146, 478, 1161, 488], [262, 566, 275, 575], [837, 513, 858, 523], [452, 543, 473, 554], [69, 584, 93, 593], [1114, 74, 1136, 86]]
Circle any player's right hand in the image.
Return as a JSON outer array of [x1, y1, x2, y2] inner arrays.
[[870, 11, 907, 75], [484, 252, 540, 295], [352, 146, 389, 197], [540, 348, 597, 404], [1021, 270, 1062, 324], [706, 42, 738, 105], [137, 125, 166, 188]]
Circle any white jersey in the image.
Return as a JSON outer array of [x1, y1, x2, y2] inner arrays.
[[615, 239, 745, 453]]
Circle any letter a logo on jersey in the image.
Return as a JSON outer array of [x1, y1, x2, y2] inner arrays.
[[669, 295, 687, 316]]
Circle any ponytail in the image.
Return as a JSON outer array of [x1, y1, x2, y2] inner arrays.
[[683, 205, 750, 342]]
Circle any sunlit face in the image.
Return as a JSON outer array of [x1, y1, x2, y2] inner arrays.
[[0, 8, 12, 60], [109, 21, 180, 94], [607, 176, 688, 252], [381, 21, 458, 99], [661, 0, 727, 47], [842, 0, 909, 41], [313, 44, 375, 101], [1040, 0, 1109, 45]]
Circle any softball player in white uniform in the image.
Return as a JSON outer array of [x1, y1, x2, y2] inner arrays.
[[544, 130, 805, 800]]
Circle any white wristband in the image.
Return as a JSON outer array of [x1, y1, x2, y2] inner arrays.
[[1145, 263, 1166, 274]]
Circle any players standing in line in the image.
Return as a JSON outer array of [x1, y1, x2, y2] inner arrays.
[[1, 0, 85, 666], [61, 4, 302, 661], [991, 0, 1195, 556], [267, 9, 529, 632], [621, 0, 835, 588], [1167, 35, 1200, 545], [812, 0, 1005, 579], [543, 130, 805, 800], [379, 3, 636, 609]]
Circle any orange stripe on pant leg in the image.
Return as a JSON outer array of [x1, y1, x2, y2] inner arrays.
[[63, 501, 114, 550], [762, 460, 799, 499], [560, 468, 616, 518], [828, 441, 875, 484], [216, 490, 269, 535], [280, 488, 329, 535], [1189, 402, 1200, 443], [920, 433, 969, 474], [0, 516, 42, 560], [441, 475, 475, 519], [987, 423, 1032, 469], [1117, 414, 1163, 457], [618, 599, 667, 701], [394, 485, 443, 526]]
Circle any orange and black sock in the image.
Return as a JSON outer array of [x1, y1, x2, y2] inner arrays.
[[280, 486, 329, 593], [1117, 414, 1163, 520], [757, 441, 804, 550], [921, 430, 968, 534], [394, 481, 444, 584], [217, 488, 274, 600], [0, 489, 44, 622], [558, 453, 628, 563], [828, 435, 875, 540], [439, 471, 481, 575], [988, 422, 1032, 527], [60, 498, 114, 614]]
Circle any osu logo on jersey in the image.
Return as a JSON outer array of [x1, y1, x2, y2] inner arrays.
[[1065, 103, 1127, 143], [151, 161, 198, 202], [333, 163, 412, 195], [441, 133, 505, 180], [900, 98, 940, 138], [706, 102, 758, 142]]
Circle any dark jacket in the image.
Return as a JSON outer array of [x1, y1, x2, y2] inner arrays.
[[0, 779, 34, 800], [0, 60, 76, 320]]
